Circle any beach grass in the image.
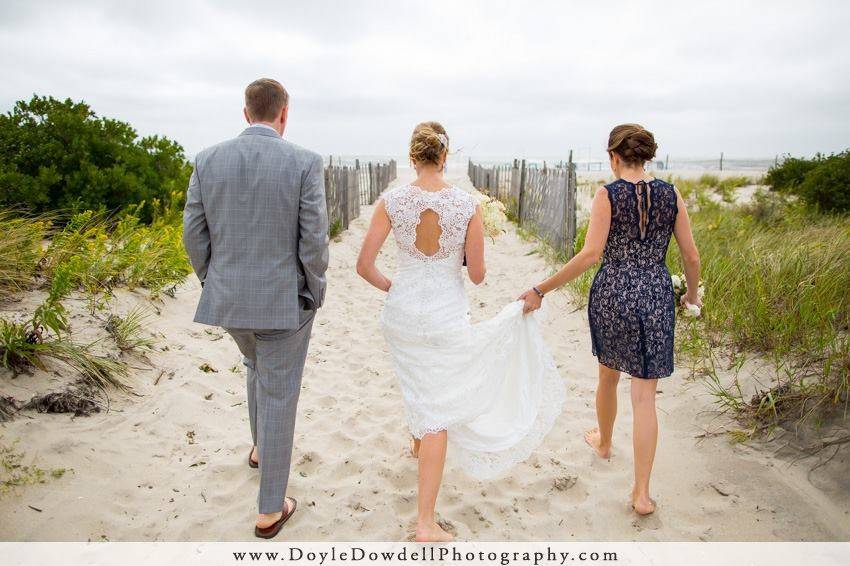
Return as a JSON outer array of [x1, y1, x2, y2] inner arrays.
[[0, 316, 131, 391], [40, 201, 190, 310], [668, 192, 849, 432], [0, 192, 189, 392], [106, 306, 157, 352], [0, 211, 49, 300]]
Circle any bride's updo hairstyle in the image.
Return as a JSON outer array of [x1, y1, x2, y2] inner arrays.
[[409, 121, 449, 166], [607, 124, 658, 166]]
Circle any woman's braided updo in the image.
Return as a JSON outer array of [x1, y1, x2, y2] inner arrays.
[[607, 124, 658, 166]]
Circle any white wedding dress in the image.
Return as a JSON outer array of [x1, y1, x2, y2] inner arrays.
[[379, 184, 566, 480]]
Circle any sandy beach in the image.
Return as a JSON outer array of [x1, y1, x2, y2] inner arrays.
[[1, 168, 848, 542]]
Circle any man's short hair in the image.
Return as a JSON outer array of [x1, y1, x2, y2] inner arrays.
[[244, 78, 289, 122]]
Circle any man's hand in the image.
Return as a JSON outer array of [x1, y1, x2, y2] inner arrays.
[[518, 289, 542, 314]]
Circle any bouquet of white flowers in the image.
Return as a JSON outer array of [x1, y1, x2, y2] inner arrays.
[[671, 273, 704, 317], [472, 190, 508, 241]]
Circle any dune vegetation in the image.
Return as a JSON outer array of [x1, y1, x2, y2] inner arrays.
[[0, 203, 190, 392], [0, 96, 192, 399]]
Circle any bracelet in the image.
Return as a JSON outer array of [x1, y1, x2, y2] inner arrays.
[[532, 286, 545, 299]]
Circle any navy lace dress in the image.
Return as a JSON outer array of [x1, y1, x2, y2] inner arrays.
[[588, 178, 678, 378]]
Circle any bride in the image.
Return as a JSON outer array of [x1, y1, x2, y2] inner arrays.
[[356, 122, 565, 542]]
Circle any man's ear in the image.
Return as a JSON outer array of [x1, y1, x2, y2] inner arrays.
[[280, 106, 289, 133], [243, 107, 252, 124]]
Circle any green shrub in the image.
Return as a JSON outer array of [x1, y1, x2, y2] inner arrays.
[[796, 152, 850, 213], [0, 95, 191, 222], [765, 156, 820, 192], [765, 151, 850, 213]]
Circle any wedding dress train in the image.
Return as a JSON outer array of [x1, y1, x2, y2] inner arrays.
[[379, 184, 565, 479]]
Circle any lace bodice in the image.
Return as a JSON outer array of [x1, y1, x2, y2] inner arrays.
[[381, 185, 476, 264], [602, 178, 678, 267]]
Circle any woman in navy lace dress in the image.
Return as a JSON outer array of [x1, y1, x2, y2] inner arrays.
[[519, 124, 702, 515]]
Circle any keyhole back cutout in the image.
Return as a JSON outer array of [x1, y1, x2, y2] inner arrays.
[[414, 209, 443, 257]]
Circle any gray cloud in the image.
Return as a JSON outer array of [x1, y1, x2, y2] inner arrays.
[[1, 0, 848, 160]]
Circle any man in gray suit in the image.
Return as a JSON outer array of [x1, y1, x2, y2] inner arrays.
[[182, 78, 329, 538]]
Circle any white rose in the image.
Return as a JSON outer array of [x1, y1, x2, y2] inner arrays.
[[671, 275, 682, 289], [684, 303, 701, 317], [473, 191, 489, 204]]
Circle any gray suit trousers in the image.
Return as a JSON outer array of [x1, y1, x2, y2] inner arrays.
[[225, 303, 315, 514]]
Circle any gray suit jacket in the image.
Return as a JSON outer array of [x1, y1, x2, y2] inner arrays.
[[182, 125, 329, 330]]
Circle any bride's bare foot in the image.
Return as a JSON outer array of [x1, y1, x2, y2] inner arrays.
[[415, 521, 453, 542], [584, 428, 611, 459], [631, 490, 657, 515], [410, 437, 420, 458]]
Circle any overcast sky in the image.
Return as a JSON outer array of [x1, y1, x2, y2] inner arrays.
[[1, 0, 849, 161]]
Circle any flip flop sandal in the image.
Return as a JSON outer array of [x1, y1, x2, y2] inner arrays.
[[254, 497, 297, 539], [248, 448, 259, 469]]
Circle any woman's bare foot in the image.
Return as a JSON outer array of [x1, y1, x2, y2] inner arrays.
[[415, 521, 453, 542], [631, 490, 656, 515], [257, 497, 295, 528], [584, 428, 611, 458], [250, 446, 259, 466], [410, 437, 421, 458]]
